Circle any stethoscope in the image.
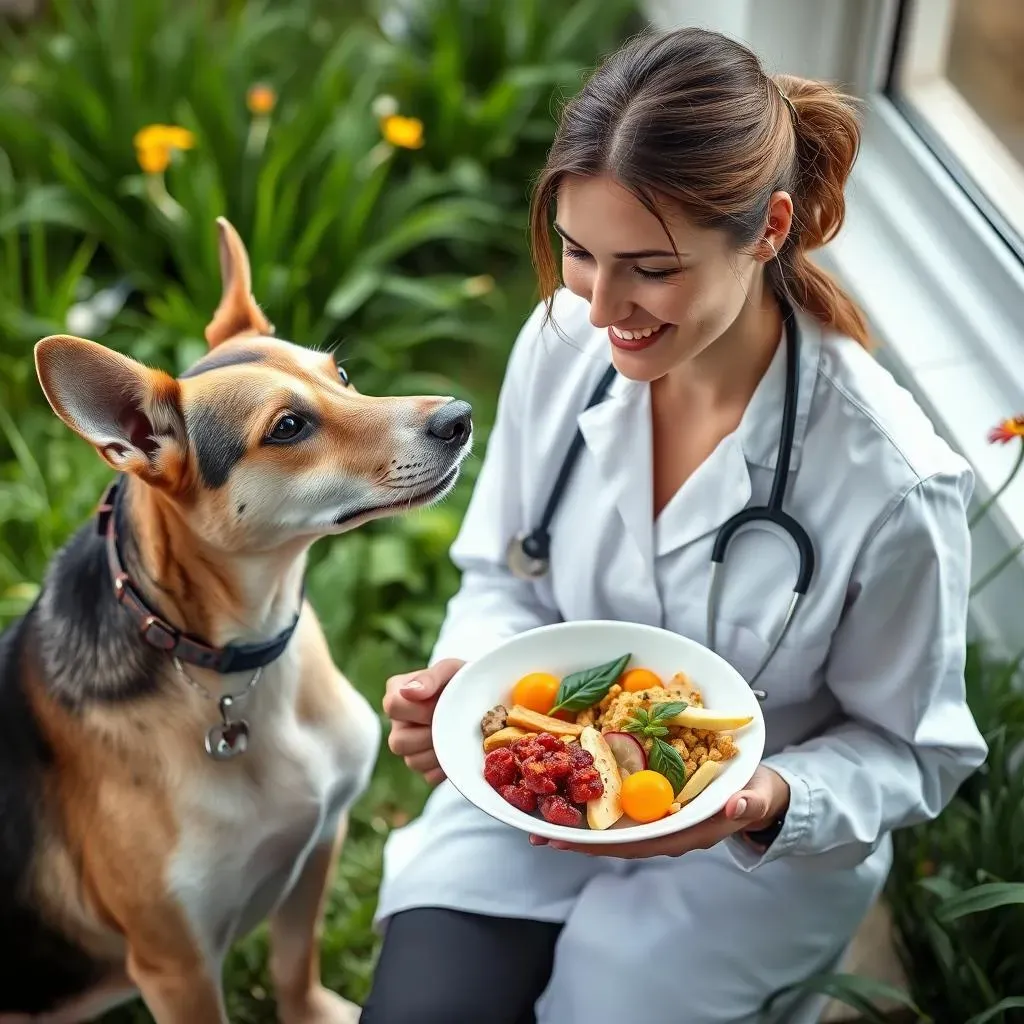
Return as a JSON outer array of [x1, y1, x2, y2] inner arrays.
[[506, 302, 815, 700]]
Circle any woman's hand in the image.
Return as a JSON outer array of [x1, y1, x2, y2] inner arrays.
[[529, 764, 790, 859], [383, 658, 466, 785]]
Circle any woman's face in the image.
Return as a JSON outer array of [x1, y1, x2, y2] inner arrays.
[[555, 173, 777, 382]]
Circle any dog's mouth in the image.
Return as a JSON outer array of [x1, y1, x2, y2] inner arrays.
[[332, 464, 461, 527]]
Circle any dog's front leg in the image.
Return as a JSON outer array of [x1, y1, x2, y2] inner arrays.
[[269, 813, 360, 1024], [126, 944, 227, 1024]]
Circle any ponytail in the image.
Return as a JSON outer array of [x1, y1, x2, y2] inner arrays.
[[773, 74, 872, 348]]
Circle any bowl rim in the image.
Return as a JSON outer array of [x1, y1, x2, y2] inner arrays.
[[432, 619, 766, 845]]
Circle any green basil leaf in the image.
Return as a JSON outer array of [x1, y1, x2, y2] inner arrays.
[[549, 653, 631, 715], [649, 738, 686, 796], [623, 720, 646, 734], [650, 701, 687, 722], [649, 724, 669, 737]]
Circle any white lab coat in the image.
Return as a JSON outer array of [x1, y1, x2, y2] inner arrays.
[[375, 290, 988, 1023]]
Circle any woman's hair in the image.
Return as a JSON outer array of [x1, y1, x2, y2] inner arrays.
[[528, 27, 871, 347]]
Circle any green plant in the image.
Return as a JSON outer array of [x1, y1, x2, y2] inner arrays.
[[775, 417, 1024, 1024]]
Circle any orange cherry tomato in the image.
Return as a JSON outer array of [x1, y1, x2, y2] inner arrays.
[[510, 672, 561, 715], [620, 770, 674, 823], [619, 667, 663, 692]]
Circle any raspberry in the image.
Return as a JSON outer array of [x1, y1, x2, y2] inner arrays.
[[540, 748, 572, 779], [568, 745, 595, 768], [521, 758, 558, 795], [567, 766, 604, 804], [511, 737, 544, 766], [499, 783, 537, 814], [535, 732, 562, 752], [483, 748, 518, 790], [539, 794, 583, 827]]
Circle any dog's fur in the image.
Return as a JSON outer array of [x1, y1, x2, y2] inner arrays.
[[0, 219, 472, 1022]]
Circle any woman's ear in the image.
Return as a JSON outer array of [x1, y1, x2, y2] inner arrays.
[[760, 190, 795, 261]]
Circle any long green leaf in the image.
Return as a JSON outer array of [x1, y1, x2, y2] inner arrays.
[[764, 972, 929, 1023], [966, 997, 1024, 1024], [936, 883, 1024, 923]]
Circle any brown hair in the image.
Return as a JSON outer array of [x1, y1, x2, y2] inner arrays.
[[528, 27, 871, 347]]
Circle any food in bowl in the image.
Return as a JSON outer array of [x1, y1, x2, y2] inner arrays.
[[479, 652, 753, 830]]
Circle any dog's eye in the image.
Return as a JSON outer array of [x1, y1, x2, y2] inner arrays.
[[268, 414, 306, 442], [337, 365, 350, 386]]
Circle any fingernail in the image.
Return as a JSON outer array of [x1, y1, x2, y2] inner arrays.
[[402, 679, 423, 692], [734, 797, 748, 818]]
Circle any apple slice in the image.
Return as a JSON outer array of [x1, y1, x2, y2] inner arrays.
[[578, 727, 623, 830], [602, 732, 647, 777], [664, 706, 753, 731], [676, 760, 723, 804]]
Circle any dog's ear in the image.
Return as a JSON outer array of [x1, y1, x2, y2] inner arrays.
[[35, 335, 187, 488], [204, 216, 273, 348]]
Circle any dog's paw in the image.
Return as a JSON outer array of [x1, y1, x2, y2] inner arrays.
[[278, 985, 360, 1024]]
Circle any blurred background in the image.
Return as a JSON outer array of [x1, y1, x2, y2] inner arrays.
[[0, 1, 1020, 1022]]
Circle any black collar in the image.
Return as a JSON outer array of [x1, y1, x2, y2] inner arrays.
[[95, 478, 301, 675]]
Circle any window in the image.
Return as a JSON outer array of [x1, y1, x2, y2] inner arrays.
[[888, 0, 1024, 258]]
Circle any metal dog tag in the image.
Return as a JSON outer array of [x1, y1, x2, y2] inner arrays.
[[204, 695, 250, 760]]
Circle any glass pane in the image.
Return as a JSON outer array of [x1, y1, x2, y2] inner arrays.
[[945, 0, 1024, 166]]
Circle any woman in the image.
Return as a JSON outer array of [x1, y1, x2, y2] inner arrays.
[[362, 26, 987, 1024]]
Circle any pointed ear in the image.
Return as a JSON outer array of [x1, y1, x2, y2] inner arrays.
[[204, 216, 273, 347], [35, 335, 187, 487]]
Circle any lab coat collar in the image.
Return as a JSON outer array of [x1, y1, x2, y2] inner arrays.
[[575, 311, 822, 565], [737, 310, 821, 472]]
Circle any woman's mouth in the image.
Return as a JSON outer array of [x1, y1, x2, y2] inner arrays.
[[608, 322, 669, 352]]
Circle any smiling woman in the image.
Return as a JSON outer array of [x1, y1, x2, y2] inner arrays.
[[367, 23, 987, 1024]]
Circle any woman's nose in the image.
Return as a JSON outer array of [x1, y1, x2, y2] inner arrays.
[[587, 273, 631, 329]]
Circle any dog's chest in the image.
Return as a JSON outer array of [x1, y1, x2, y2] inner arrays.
[[166, 681, 377, 959]]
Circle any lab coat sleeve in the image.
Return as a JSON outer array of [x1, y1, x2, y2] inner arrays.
[[428, 302, 562, 666], [728, 468, 989, 871]]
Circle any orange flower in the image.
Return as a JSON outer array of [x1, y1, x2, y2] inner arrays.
[[133, 124, 196, 176], [381, 114, 424, 150], [988, 416, 1024, 444], [247, 83, 277, 116]]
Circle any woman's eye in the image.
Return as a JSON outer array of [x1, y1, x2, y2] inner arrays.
[[268, 414, 306, 442], [562, 246, 591, 263], [634, 266, 680, 281]]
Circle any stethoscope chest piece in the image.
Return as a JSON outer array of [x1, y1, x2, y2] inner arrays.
[[506, 531, 550, 580]]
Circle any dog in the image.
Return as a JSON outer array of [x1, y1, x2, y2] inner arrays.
[[0, 218, 472, 1022]]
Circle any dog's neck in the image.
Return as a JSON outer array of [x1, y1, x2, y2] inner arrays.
[[117, 479, 308, 651]]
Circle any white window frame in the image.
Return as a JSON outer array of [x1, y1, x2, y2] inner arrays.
[[645, 0, 1024, 653]]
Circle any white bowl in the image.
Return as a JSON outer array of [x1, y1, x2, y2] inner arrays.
[[433, 619, 766, 845]]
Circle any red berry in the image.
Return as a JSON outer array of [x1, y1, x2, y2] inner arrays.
[[541, 748, 572, 779], [568, 745, 595, 768], [499, 783, 537, 813], [567, 766, 604, 803], [483, 748, 518, 790], [539, 794, 583, 827], [511, 737, 544, 766], [521, 759, 558, 795], [535, 732, 562, 752]]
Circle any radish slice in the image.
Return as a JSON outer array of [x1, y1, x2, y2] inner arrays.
[[603, 732, 647, 776]]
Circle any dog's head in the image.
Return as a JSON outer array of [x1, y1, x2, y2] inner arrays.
[[34, 218, 472, 552]]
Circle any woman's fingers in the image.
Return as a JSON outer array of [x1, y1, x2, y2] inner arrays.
[[387, 722, 433, 757], [382, 658, 466, 727]]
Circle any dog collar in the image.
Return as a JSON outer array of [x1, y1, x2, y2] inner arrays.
[[95, 478, 302, 675]]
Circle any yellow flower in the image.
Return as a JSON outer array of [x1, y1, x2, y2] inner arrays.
[[133, 124, 196, 175], [137, 145, 171, 174], [133, 124, 196, 152], [381, 114, 424, 150], [247, 83, 277, 116]]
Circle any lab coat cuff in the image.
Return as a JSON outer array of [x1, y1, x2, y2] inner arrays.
[[724, 761, 814, 871]]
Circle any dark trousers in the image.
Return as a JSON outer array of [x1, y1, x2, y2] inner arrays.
[[360, 907, 562, 1023]]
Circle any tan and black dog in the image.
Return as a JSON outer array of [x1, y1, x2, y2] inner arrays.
[[0, 218, 472, 1022]]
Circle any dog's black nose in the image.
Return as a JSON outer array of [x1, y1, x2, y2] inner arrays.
[[426, 399, 472, 444]]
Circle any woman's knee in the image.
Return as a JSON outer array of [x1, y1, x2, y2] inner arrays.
[[360, 907, 560, 1024]]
